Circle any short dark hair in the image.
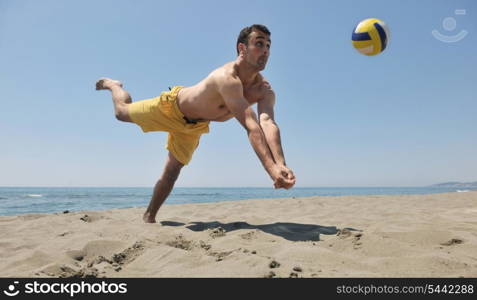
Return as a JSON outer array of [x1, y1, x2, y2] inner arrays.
[[236, 24, 271, 55]]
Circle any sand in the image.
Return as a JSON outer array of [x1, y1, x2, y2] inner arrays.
[[1, 191, 476, 278]]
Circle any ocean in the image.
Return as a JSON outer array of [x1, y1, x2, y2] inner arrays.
[[0, 186, 470, 217]]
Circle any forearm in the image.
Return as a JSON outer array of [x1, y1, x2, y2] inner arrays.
[[247, 126, 277, 175], [260, 121, 286, 165]]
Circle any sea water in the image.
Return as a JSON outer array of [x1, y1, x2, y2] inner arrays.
[[0, 186, 467, 216]]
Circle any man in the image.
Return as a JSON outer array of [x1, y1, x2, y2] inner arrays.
[[96, 24, 296, 223]]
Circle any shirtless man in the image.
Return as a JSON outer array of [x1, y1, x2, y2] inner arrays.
[[96, 24, 296, 223]]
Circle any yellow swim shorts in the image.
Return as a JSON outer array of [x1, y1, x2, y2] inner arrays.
[[128, 86, 210, 165]]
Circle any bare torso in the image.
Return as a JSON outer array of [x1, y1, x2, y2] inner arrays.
[[176, 61, 271, 122]]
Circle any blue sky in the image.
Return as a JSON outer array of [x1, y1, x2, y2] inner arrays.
[[1, 0, 475, 187]]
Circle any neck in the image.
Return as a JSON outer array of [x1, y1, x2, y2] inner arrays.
[[235, 56, 260, 86]]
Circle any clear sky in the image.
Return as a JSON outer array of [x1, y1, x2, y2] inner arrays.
[[1, 0, 476, 187]]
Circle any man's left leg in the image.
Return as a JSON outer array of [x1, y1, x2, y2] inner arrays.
[[95, 77, 133, 122], [143, 152, 184, 223]]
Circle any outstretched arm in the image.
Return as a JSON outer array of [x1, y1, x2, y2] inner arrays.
[[257, 90, 286, 165], [219, 76, 293, 188], [258, 88, 295, 187]]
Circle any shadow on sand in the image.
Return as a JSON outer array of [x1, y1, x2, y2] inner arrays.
[[161, 220, 359, 242]]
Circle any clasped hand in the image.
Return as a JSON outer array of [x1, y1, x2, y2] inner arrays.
[[271, 165, 296, 189]]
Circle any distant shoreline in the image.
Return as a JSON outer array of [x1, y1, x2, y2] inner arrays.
[[430, 181, 477, 188]]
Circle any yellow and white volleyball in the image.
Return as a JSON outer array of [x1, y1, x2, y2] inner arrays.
[[351, 18, 390, 56]]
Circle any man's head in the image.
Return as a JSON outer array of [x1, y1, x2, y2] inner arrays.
[[236, 24, 271, 71]]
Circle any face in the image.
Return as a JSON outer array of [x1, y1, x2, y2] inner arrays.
[[240, 30, 271, 71]]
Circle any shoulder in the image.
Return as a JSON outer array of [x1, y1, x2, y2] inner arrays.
[[258, 75, 275, 100], [214, 62, 243, 91]]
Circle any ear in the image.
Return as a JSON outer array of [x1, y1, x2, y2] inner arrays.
[[238, 43, 247, 56]]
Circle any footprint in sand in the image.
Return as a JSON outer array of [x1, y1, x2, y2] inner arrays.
[[199, 240, 211, 251], [264, 271, 276, 278], [440, 238, 464, 246], [80, 215, 92, 222], [269, 260, 281, 268], [110, 241, 145, 265], [337, 228, 352, 238], [63, 240, 145, 278], [209, 227, 226, 238], [79, 213, 107, 223], [208, 250, 233, 262], [166, 235, 194, 251], [65, 250, 86, 261], [352, 233, 363, 249], [87, 256, 112, 267], [74, 267, 100, 278], [41, 264, 101, 278], [240, 230, 260, 240], [293, 266, 303, 272], [336, 229, 363, 249]]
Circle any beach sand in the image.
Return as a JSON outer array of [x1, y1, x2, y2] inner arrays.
[[1, 191, 476, 278]]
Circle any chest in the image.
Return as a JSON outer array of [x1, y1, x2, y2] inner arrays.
[[243, 83, 266, 104]]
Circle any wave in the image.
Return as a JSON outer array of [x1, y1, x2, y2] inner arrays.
[[456, 190, 470, 193], [25, 194, 43, 198]]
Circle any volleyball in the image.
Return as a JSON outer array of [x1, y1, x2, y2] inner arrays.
[[351, 18, 390, 56]]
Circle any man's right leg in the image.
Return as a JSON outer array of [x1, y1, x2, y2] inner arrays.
[[95, 77, 133, 122], [143, 152, 184, 223]]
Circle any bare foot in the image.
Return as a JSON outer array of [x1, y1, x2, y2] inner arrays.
[[143, 211, 156, 224], [95, 77, 123, 90]]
